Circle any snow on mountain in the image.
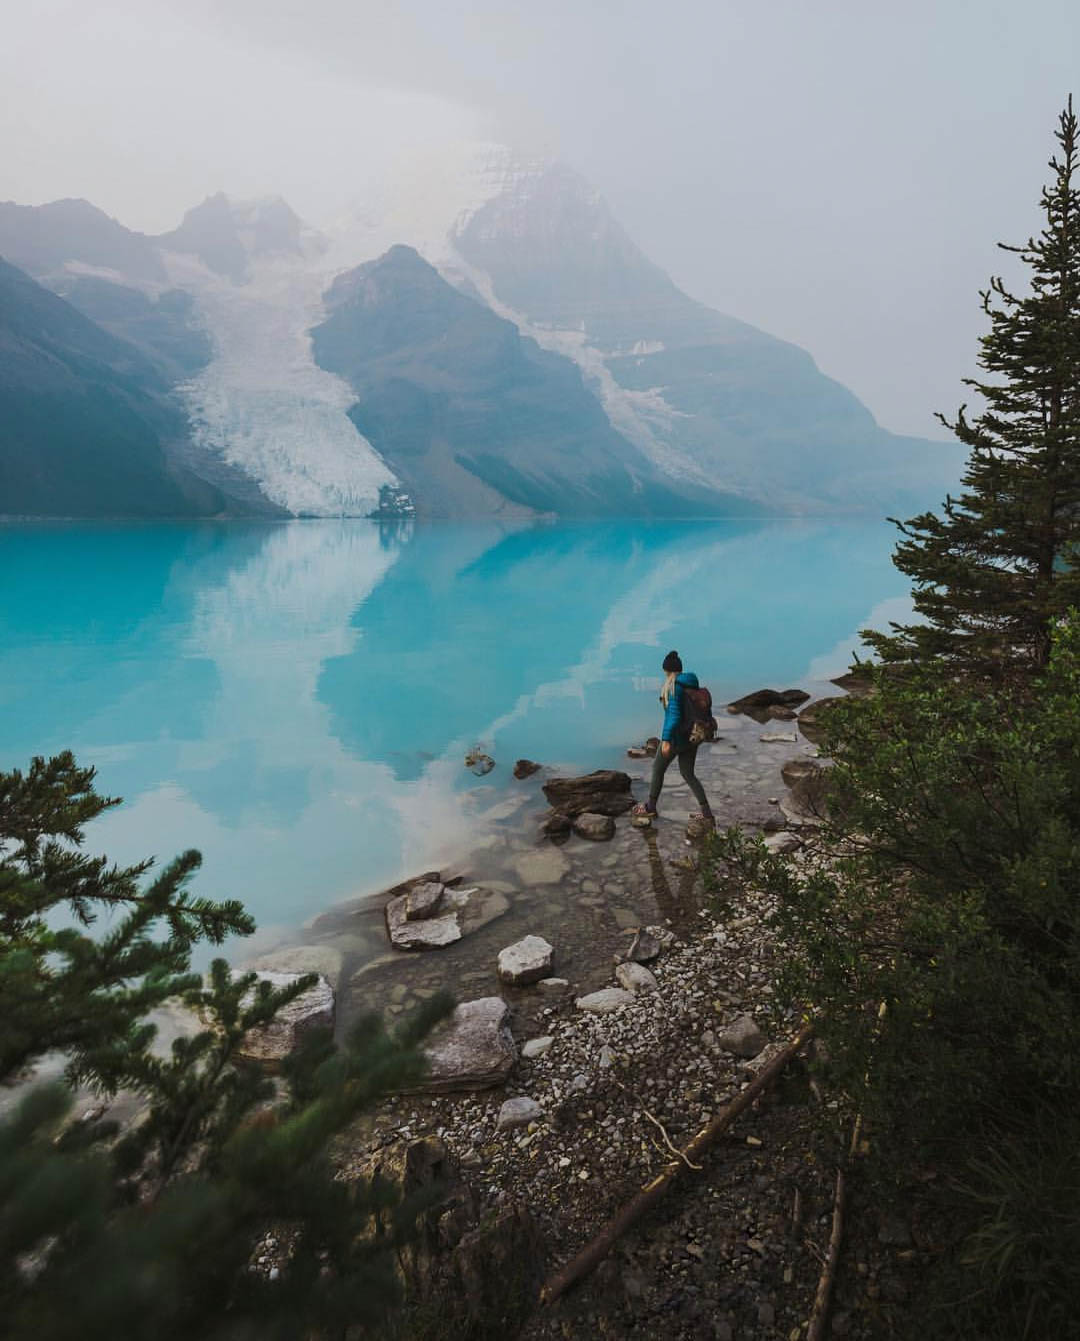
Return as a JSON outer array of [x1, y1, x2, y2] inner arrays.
[[164, 242, 396, 518]]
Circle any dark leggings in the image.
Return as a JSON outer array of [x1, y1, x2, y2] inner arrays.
[[649, 741, 711, 812]]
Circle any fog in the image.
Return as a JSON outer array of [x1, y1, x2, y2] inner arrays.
[[3, 0, 1077, 437]]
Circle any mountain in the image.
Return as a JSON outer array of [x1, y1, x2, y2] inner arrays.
[[0, 197, 167, 284], [156, 193, 317, 283], [0, 258, 280, 518], [450, 158, 960, 512], [310, 245, 756, 518], [0, 151, 962, 519]]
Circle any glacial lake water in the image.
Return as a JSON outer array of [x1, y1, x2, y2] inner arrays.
[[0, 518, 911, 962]]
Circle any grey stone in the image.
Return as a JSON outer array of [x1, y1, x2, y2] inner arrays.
[[716, 1013, 767, 1058], [386, 893, 462, 949], [615, 927, 664, 963], [421, 997, 517, 1093], [573, 811, 616, 841], [759, 732, 798, 743], [497, 1096, 543, 1130], [615, 961, 658, 994], [764, 831, 802, 854], [233, 970, 335, 1068], [405, 880, 445, 920], [576, 987, 634, 1015], [522, 1035, 554, 1059], [538, 977, 570, 996], [599, 1044, 614, 1069], [497, 935, 555, 986]]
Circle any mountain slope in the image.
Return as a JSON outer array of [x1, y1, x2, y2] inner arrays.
[[0, 258, 275, 518], [451, 160, 961, 512], [0, 197, 167, 284], [311, 245, 759, 518]]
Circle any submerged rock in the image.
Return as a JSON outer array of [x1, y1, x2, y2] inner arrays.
[[539, 810, 573, 842], [497, 935, 555, 986], [421, 997, 517, 1093], [464, 747, 495, 776], [542, 770, 634, 818], [573, 811, 616, 841], [234, 970, 335, 1068], [513, 847, 571, 886], [386, 882, 509, 951], [513, 758, 541, 779]]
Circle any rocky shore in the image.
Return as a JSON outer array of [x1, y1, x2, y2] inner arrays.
[[251, 683, 917, 1340]]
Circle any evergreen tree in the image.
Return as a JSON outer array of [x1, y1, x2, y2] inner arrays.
[[0, 752, 451, 1339], [866, 98, 1080, 675]]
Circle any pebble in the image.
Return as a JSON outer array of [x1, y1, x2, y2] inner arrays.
[[522, 1035, 554, 1059], [497, 1097, 544, 1131], [575, 987, 634, 1014]]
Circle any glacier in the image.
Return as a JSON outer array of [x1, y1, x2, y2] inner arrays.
[[165, 245, 396, 517]]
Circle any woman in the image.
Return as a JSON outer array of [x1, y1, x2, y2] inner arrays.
[[632, 650, 715, 825]]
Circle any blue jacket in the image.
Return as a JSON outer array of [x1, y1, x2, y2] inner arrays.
[[661, 671, 700, 744]]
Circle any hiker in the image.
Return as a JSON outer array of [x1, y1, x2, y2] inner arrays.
[[632, 650, 715, 825]]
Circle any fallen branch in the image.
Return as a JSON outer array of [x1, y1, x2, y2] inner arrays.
[[806, 1112, 861, 1341], [539, 1020, 814, 1306]]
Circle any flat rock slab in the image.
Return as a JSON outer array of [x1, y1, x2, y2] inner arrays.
[[421, 997, 517, 1093], [759, 732, 798, 744], [513, 847, 571, 887], [387, 885, 509, 950], [233, 970, 335, 1068], [717, 1013, 767, 1059], [573, 811, 616, 841], [615, 961, 658, 994], [498, 935, 555, 986], [542, 770, 634, 818], [497, 1096, 544, 1130], [576, 987, 635, 1015]]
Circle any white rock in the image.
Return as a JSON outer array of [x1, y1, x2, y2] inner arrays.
[[716, 1013, 767, 1058], [759, 732, 798, 743], [233, 970, 335, 1068], [497, 1096, 543, 1130], [497, 935, 555, 986], [764, 831, 802, 854], [421, 997, 517, 1093], [522, 1035, 554, 1059], [575, 987, 634, 1015], [615, 961, 659, 994], [385, 893, 462, 949]]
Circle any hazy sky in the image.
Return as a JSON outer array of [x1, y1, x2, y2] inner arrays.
[[3, 0, 1078, 437]]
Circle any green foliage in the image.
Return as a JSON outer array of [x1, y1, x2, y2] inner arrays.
[[709, 617, 1080, 1336], [0, 751, 454, 1339], [868, 99, 1080, 675]]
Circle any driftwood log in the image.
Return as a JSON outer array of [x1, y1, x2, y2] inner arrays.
[[539, 1021, 815, 1306]]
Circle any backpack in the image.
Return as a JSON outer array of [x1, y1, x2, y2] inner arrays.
[[682, 684, 719, 744]]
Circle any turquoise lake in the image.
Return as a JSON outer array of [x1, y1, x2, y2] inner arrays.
[[0, 518, 910, 956]]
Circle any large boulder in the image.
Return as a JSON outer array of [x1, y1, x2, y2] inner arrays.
[[497, 935, 555, 986], [421, 997, 517, 1093], [727, 688, 810, 722], [541, 770, 635, 818], [234, 970, 335, 1068]]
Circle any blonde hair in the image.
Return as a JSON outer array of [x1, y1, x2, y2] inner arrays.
[[660, 670, 678, 708]]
